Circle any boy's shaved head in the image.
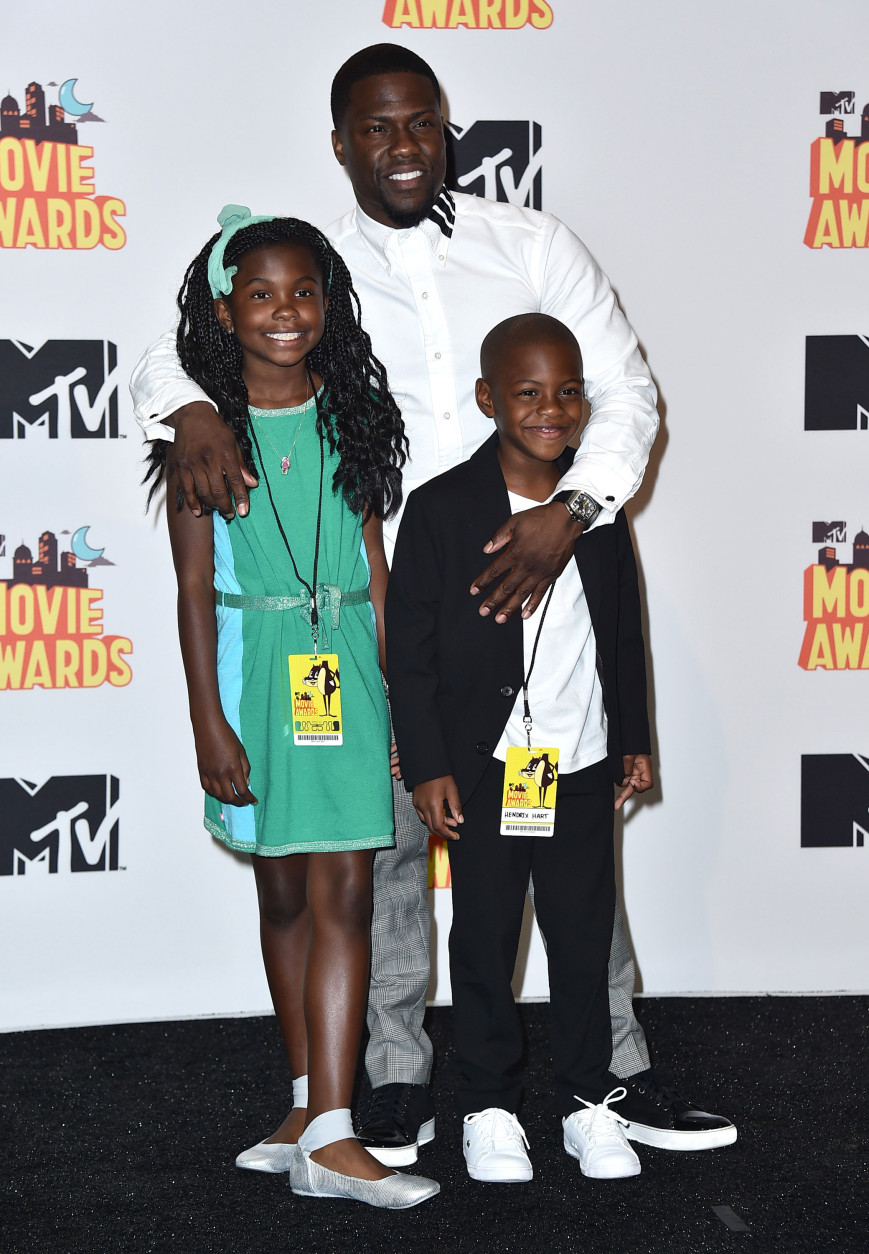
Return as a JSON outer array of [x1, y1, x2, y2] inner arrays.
[[480, 313, 581, 380]]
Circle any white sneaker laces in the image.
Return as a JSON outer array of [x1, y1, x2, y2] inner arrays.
[[466, 1108, 530, 1153], [571, 1086, 630, 1140]]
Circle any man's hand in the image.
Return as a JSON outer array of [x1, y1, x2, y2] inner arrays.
[[614, 753, 654, 811], [167, 401, 257, 520], [413, 775, 464, 841], [470, 501, 584, 623], [390, 742, 402, 780]]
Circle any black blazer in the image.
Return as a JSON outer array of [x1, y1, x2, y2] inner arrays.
[[386, 434, 651, 805]]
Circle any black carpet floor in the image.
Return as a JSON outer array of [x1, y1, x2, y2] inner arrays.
[[1, 997, 867, 1254]]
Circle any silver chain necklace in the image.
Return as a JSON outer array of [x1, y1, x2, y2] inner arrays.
[[250, 379, 311, 474]]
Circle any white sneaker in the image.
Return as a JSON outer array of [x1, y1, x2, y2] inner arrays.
[[562, 1087, 642, 1179], [463, 1108, 533, 1182]]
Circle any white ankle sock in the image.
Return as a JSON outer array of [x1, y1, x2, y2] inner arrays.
[[298, 1108, 354, 1153], [292, 1074, 308, 1109]]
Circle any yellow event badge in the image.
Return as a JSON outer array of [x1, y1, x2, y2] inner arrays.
[[289, 653, 342, 745], [500, 746, 559, 837]]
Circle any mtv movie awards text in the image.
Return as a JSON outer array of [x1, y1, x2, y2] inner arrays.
[[0, 528, 132, 689], [805, 138, 869, 248], [0, 81, 125, 250], [382, 0, 553, 28], [800, 562, 869, 669]]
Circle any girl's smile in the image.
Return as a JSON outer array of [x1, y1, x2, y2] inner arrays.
[[215, 242, 328, 403]]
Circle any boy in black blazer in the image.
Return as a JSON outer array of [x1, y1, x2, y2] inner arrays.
[[386, 314, 653, 1184]]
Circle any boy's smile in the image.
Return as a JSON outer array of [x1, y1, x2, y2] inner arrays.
[[332, 72, 447, 229], [476, 339, 584, 481]]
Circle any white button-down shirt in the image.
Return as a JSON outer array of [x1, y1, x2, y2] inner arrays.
[[131, 190, 658, 560]]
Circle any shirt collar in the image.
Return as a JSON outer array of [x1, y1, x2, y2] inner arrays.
[[354, 187, 455, 272]]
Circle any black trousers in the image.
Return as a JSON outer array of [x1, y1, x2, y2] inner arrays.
[[448, 756, 616, 1119]]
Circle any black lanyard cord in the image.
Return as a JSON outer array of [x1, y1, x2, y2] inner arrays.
[[522, 584, 555, 749], [308, 367, 325, 640], [246, 366, 326, 650]]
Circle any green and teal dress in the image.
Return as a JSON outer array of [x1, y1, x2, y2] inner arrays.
[[205, 395, 394, 856]]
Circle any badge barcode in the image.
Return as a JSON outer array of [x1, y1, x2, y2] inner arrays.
[[296, 734, 341, 743], [503, 823, 547, 833]]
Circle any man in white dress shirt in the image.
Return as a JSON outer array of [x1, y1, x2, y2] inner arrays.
[[132, 43, 735, 1170]]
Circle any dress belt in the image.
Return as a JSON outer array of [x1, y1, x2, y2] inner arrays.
[[215, 583, 369, 630]]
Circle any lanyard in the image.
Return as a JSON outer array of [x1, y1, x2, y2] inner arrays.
[[247, 368, 325, 654], [521, 584, 555, 749]]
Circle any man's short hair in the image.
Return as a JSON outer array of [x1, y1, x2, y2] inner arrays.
[[331, 43, 442, 129]]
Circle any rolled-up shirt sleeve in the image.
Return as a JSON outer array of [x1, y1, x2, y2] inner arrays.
[[130, 328, 216, 442], [539, 219, 659, 526]]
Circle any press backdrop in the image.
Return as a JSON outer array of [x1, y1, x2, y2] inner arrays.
[[2, 0, 868, 1031]]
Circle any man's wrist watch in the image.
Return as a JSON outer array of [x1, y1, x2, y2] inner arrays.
[[553, 489, 601, 527]]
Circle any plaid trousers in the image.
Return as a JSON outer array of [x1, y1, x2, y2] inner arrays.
[[604, 894, 652, 1077], [365, 774, 434, 1088], [526, 875, 651, 1078], [364, 778, 651, 1088]]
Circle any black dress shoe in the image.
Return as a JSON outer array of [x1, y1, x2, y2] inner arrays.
[[612, 1070, 737, 1151], [355, 1083, 436, 1166]]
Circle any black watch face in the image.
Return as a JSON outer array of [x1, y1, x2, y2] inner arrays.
[[560, 492, 598, 522]]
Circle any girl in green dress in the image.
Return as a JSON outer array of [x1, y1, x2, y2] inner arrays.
[[145, 208, 438, 1208]]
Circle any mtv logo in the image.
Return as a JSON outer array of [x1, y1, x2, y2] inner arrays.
[[0, 776, 120, 875], [819, 91, 855, 115], [805, 336, 869, 431], [801, 755, 869, 847], [0, 340, 119, 439], [447, 120, 543, 209], [812, 521, 846, 544]]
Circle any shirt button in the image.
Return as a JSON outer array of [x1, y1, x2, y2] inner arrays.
[[475, 741, 489, 754], [500, 686, 514, 698], [422, 291, 429, 299], [443, 412, 450, 420], [434, 351, 442, 359], [438, 254, 445, 262]]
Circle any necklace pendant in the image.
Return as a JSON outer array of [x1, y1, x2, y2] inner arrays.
[[281, 455, 291, 474]]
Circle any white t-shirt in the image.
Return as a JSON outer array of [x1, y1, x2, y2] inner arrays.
[[493, 491, 608, 775]]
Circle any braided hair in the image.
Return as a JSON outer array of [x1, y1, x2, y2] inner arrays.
[[144, 217, 407, 519]]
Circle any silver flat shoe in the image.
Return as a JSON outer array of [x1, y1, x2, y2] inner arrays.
[[235, 1139, 300, 1173], [290, 1151, 439, 1209]]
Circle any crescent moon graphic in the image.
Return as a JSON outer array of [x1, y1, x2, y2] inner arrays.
[[58, 78, 94, 118], [71, 526, 104, 563]]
